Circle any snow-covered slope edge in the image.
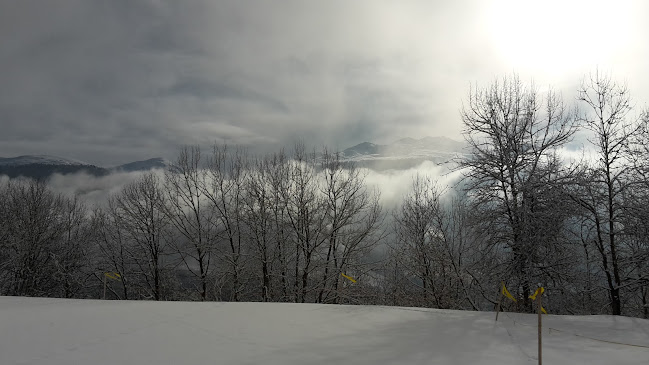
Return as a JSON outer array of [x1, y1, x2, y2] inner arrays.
[[1, 296, 647, 365]]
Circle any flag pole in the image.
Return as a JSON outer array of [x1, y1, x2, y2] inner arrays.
[[538, 290, 542, 365], [103, 274, 107, 300], [495, 282, 504, 321]]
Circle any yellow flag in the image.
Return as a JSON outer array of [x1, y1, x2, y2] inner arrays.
[[341, 273, 356, 283], [105, 272, 121, 281], [529, 287, 544, 300], [501, 283, 517, 302]]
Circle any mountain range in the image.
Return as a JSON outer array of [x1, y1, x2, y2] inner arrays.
[[0, 156, 173, 180], [0, 136, 466, 179]]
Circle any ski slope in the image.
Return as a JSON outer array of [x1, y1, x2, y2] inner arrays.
[[1, 296, 648, 365]]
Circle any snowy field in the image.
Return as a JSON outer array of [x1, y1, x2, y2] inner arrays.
[[1, 297, 648, 365]]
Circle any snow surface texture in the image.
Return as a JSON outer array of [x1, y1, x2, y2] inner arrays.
[[1, 297, 648, 365]]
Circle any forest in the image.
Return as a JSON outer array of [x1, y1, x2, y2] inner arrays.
[[1, 72, 648, 318]]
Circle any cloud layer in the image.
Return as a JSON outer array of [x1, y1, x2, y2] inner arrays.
[[1, 0, 647, 166]]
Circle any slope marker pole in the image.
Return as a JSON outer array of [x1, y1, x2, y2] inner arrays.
[[538, 292, 542, 365], [495, 282, 504, 321]]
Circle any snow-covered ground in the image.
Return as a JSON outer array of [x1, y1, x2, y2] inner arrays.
[[1, 297, 647, 365]]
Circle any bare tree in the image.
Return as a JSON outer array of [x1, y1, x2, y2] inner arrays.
[[111, 172, 173, 300], [434, 192, 487, 311], [316, 149, 384, 304], [164, 146, 218, 301], [460, 74, 578, 310], [243, 155, 277, 302], [1, 180, 65, 296], [50, 195, 94, 298], [203, 145, 249, 301], [0, 179, 92, 298], [283, 144, 328, 303], [265, 151, 293, 301], [0, 181, 11, 284], [574, 70, 640, 315], [392, 174, 445, 307], [94, 205, 132, 300], [622, 109, 649, 317]]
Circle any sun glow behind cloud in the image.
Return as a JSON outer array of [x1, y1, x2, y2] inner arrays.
[[486, 0, 639, 80]]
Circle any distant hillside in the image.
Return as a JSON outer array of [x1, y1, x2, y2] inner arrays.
[[0, 136, 468, 179], [0, 155, 108, 179], [0, 155, 171, 180], [111, 158, 173, 172], [0, 155, 89, 167], [0, 164, 109, 180], [341, 142, 381, 158], [342, 136, 467, 171]]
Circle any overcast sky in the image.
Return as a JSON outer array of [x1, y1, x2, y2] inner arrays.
[[1, 0, 647, 166]]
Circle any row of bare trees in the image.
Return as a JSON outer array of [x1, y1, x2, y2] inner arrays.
[[449, 71, 649, 317], [52, 144, 384, 303], [1, 70, 648, 318], [0, 180, 95, 298]]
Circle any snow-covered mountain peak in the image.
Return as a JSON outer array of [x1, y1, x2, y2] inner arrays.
[[343, 142, 380, 158], [0, 155, 90, 167]]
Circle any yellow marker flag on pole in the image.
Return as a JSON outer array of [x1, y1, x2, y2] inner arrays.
[[105, 272, 121, 281], [529, 287, 544, 300], [502, 283, 517, 302], [341, 273, 356, 283], [528, 286, 548, 313]]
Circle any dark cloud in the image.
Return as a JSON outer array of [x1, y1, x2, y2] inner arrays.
[[1, 0, 647, 166]]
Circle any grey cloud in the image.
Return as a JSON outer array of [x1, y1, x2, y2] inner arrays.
[[165, 78, 288, 113], [1, 0, 647, 166], [45, 169, 165, 207]]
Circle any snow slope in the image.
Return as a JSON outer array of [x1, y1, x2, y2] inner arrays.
[[1, 297, 647, 365]]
